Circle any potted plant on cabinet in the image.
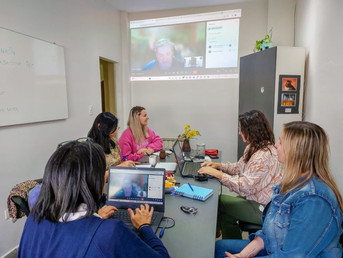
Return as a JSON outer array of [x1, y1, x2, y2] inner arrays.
[[255, 28, 273, 52]]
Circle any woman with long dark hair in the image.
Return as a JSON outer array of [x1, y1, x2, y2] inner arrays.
[[199, 110, 283, 239], [19, 140, 169, 257], [88, 112, 135, 169]]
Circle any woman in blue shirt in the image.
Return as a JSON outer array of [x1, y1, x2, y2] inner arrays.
[[216, 121, 343, 257], [19, 140, 169, 258]]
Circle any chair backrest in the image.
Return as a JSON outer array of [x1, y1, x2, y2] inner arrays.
[[10, 178, 42, 217], [11, 196, 30, 216], [238, 220, 262, 234], [161, 137, 178, 150]]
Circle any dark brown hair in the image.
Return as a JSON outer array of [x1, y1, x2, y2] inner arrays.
[[239, 110, 274, 163], [88, 112, 118, 154]]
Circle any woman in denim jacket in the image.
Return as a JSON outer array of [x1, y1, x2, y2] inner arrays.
[[216, 121, 343, 257]]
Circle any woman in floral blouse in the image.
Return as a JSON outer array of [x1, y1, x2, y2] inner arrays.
[[199, 110, 283, 239]]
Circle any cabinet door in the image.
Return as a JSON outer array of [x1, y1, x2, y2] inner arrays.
[[238, 47, 276, 159]]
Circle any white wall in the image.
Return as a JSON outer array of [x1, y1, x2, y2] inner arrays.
[[0, 0, 122, 255], [0, 0, 301, 255], [125, 1, 270, 162], [124, 0, 296, 163], [267, 0, 296, 46], [295, 0, 343, 189]]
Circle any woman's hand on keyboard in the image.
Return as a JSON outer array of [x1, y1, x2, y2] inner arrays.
[[128, 203, 154, 229], [201, 161, 222, 170], [98, 205, 118, 219], [198, 166, 223, 179]]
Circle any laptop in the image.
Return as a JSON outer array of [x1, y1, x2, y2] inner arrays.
[[136, 162, 177, 172], [173, 140, 212, 178], [107, 166, 165, 233]]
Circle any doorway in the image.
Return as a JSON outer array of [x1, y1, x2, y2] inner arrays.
[[99, 58, 117, 114]]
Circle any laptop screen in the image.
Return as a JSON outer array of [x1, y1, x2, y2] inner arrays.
[[107, 167, 165, 212], [173, 140, 185, 172]]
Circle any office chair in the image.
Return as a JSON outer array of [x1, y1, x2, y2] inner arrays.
[[11, 196, 31, 217], [10, 178, 42, 217], [161, 137, 178, 150], [238, 220, 262, 235]]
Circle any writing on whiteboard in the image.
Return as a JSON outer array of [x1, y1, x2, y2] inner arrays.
[[0, 60, 21, 66], [1, 46, 34, 68], [0, 106, 19, 112], [0, 27, 68, 127], [0, 47, 15, 56]]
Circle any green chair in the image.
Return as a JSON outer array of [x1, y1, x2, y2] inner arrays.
[[238, 220, 262, 235]]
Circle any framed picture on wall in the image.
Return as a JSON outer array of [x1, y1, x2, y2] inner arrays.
[[277, 75, 301, 114]]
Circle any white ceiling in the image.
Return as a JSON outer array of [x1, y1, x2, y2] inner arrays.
[[106, 0, 249, 13]]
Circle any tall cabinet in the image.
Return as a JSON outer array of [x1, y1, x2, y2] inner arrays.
[[238, 46, 305, 159]]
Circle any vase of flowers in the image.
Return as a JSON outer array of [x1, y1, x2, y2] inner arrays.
[[178, 124, 200, 155], [182, 139, 191, 153]]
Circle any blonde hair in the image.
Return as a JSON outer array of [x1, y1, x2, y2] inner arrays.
[[127, 106, 149, 144], [280, 121, 343, 211]]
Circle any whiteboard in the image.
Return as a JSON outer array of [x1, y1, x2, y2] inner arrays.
[[0, 27, 68, 127]]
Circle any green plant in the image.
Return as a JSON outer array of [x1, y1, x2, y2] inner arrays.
[[255, 28, 273, 51]]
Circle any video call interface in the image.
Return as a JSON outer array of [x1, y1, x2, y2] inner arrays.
[[130, 9, 241, 81], [108, 170, 164, 205]]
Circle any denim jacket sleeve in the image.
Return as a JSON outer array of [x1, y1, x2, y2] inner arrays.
[[253, 195, 340, 257]]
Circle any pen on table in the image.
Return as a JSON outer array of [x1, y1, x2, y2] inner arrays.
[[159, 218, 169, 238], [188, 183, 194, 192]]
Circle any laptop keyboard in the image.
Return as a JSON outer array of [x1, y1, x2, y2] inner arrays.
[[112, 210, 158, 228], [112, 210, 131, 223], [184, 162, 201, 174]]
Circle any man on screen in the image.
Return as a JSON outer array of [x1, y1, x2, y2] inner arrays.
[[142, 39, 184, 71], [115, 179, 138, 198]]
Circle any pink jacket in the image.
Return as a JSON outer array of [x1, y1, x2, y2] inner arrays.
[[118, 127, 163, 161]]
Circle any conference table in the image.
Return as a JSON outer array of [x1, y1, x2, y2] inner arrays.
[[156, 153, 221, 258]]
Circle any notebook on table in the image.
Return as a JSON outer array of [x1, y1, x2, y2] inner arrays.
[[174, 184, 213, 201], [173, 140, 212, 179], [106, 166, 165, 233]]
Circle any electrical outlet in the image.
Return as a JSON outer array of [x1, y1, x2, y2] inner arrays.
[[4, 209, 9, 220], [88, 105, 93, 116]]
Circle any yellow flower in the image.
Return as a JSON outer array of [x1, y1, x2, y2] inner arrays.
[[179, 124, 201, 140]]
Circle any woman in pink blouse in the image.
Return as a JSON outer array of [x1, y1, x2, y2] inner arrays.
[[119, 106, 163, 161], [199, 110, 283, 239]]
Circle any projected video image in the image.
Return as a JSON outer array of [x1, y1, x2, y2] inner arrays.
[[131, 23, 206, 73], [130, 9, 241, 81], [206, 19, 239, 68]]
